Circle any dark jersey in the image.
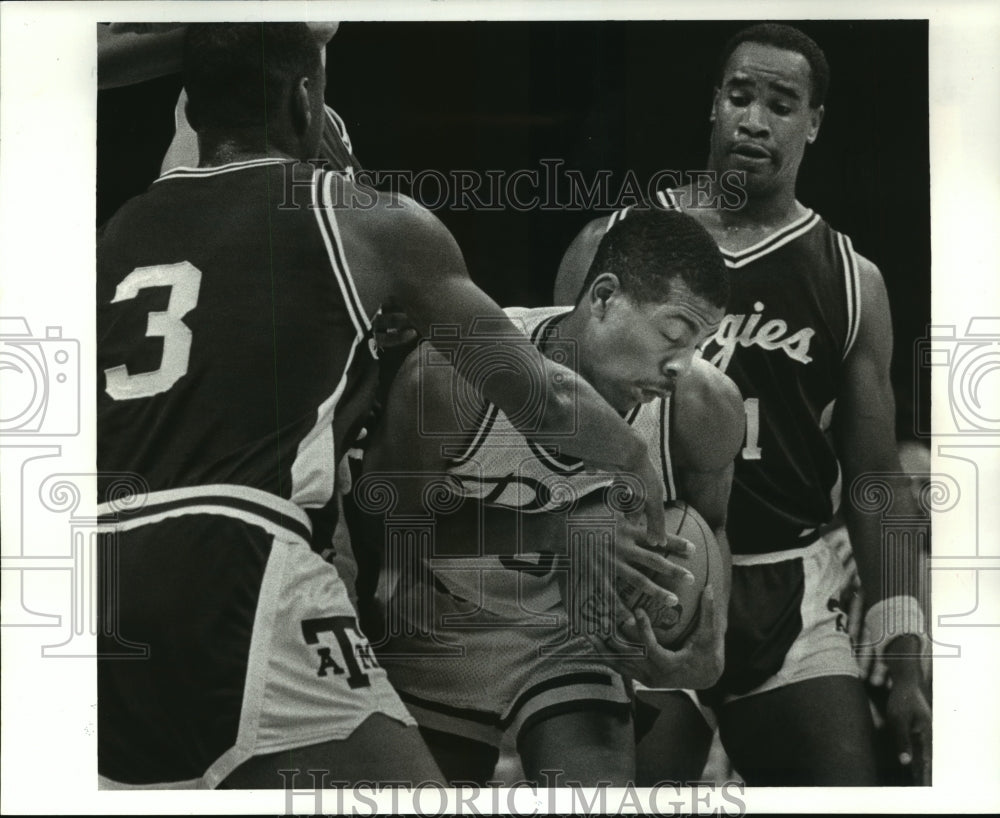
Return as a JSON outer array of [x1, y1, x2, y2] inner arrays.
[[97, 158, 379, 549], [318, 105, 361, 179], [608, 195, 862, 554]]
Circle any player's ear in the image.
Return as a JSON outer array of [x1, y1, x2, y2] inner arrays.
[[807, 104, 824, 144], [291, 76, 313, 137], [589, 273, 621, 318], [710, 87, 720, 123]]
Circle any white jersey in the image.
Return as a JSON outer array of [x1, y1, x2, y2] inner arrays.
[[447, 306, 678, 511], [431, 306, 678, 615]]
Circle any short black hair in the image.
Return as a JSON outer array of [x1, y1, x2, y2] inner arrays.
[[580, 207, 729, 310], [717, 23, 830, 108], [184, 23, 321, 132]]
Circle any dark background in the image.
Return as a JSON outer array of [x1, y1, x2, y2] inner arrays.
[[97, 20, 930, 439]]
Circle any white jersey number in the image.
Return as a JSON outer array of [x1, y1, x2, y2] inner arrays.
[[742, 397, 762, 460], [104, 262, 202, 400]]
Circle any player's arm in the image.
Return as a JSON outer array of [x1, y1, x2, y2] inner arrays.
[[360, 347, 466, 514], [832, 255, 931, 783], [352, 193, 668, 542], [97, 23, 188, 90], [672, 359, 745, 603], [98, 22, 340, 91], [552, 216, 608, 305], [360, 344, 686, 627]]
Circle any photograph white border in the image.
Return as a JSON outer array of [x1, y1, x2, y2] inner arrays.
[[2, 0, 998, 813]]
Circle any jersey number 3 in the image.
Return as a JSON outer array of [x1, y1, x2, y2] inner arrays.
[[104, 262, 202, 401]]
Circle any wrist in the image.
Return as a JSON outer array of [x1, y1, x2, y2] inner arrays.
[[883, 633, 925, 684]]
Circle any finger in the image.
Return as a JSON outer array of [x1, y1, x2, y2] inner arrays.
[[618, 539, 695, 587], [889, 710, 914, 770], [615, 565, 680, 628], [653, 532, 695, 557], [627, 523, 693, 557], [609, 608, 654, 656]]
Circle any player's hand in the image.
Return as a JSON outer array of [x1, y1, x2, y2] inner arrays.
[[613, 515, 695, 629], [605, 585, 725, 690], [306, 22, 341, 48], [107, 23, 188, 34], [883, 641, 932, 786], [885, 676, 932, 785]]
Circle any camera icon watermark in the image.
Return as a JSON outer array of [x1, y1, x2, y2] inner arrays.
[[0, 465, 149, 658], [417, 317, 578, 439], [914, 318, 1000, 436], [0, 316, 80, 436]]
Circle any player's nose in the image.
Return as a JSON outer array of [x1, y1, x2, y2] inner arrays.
[[738, 101, 770, 136], [662, 349, 695, 379]]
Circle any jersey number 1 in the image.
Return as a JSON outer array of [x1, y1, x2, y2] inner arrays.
[[104, 262, 202, 401], [742, 397, 762, 460]]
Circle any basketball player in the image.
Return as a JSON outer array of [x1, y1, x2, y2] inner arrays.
[[553, 24, 931, 786], [97, 22, 358, 175], [358, 207, 743, 785], [97, 23, 674, 790]]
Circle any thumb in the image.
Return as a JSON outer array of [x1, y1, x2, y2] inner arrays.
[[889, 699, 914, 767]]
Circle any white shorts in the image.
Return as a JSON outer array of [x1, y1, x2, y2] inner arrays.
[[374, 558, 630, 750], [97, 487, 415, 789]]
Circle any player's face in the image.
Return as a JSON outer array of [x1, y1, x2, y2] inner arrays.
[[583, 277, 724, 413], [709, 42, 824, 198]]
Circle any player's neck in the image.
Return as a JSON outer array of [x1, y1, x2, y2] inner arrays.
[[691, 160, 805, 230], [542, 310, 584, 371], [721, 187, 803, 229], [197, 132, 299, 168]]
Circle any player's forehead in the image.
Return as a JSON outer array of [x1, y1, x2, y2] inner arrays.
[[722, 41, 812, 98], [635, 283, 724, 333]]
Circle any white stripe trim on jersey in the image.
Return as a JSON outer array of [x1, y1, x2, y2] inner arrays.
[[289, 332, 365, 509], [526, 440, 586, 475], [655, 189, 681, 211], [731, 537, 830, 566], [155, 157, 290, 182], [96, 483, 312, 541], [97, 483, 311, 529], [660, 394, 678, 500], [325, 105, 354, 153], [450, 403, 500, 466], [721, 210, 820, 269], [314, 172, 372, 337], [838, 232, 863, 359], [98, 774, 206, 790], [605, 206, 627, 232]]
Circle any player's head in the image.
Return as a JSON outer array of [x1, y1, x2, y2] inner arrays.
[[184, 23, 326, 160], [708, 23, 828, 197], [574, 207, 728, 413]]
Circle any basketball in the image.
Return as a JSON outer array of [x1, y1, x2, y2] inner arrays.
[[638, 501, 722, 649]]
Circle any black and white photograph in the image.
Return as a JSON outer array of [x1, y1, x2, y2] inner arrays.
[[1, 2, 998, 815]]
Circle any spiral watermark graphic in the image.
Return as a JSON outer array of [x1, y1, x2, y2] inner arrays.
[[849, 474, 895, 514], [352, 473, 401, 515], [917, 473, 961, 514], [39, 474, 83, 515], [102, 472, 150, 515], [421, 476, 466, 516], [604, 474, 646, 516]]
